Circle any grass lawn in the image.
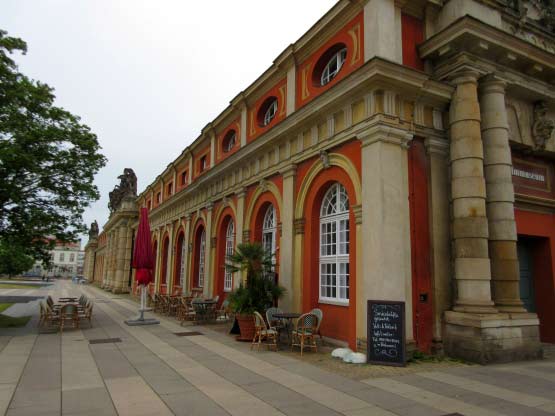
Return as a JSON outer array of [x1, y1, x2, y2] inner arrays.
[[0, 303, 32, 328], [0, 283, 45, 290]]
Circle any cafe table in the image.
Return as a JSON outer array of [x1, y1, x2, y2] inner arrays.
[[272, 312, 301, 343], [192, 300, 218, 323]]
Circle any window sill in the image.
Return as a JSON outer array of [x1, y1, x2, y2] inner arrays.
[[318, 299, 349, 307]]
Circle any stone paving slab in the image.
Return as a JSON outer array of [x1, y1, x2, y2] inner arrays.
[[2, 280, 555, 416]]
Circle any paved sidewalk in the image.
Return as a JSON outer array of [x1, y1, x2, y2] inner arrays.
[[1, 280, 554, 416]]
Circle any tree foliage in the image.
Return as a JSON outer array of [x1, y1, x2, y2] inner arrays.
[[0, 29, 106, 263], [0, 239, 34, 278]]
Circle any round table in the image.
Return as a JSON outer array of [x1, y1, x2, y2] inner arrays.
[[273, 312, 301, 343]]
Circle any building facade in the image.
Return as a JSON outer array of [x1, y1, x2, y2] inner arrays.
[[84, 0, 555, 363], [29, 241, 83, 279]]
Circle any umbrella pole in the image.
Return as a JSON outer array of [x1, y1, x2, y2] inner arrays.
[[139, 285, 146, 321]]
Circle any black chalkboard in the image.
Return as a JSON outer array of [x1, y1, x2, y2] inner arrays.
[[367, 300, 405, 367]]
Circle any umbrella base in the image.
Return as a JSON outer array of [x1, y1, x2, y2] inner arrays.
[[125, 318, 160, 326]]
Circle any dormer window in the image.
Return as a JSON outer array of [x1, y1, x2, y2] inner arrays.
[[258, 96, 278, 127], [223, 130, 236, 153]]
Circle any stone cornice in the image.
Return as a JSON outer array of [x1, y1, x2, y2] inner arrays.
[[420, 16, 555, 84]]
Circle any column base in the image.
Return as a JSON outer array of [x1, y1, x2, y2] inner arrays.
[[444, 311, 542, 364]]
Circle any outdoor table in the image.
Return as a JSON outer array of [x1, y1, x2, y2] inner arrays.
[[273, 312, 301, 343], [58, 297, 78, 303], [192, 300, 217, 323]]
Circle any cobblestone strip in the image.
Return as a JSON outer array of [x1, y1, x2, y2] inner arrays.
[[96, 289, 400, 416], [0, 335, 37, 415], [89, 294, 287, 416], [363, 377, 505, 416], [418, 371, 555, 412]]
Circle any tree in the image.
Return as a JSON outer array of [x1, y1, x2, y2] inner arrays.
[[0, 239, 34, 278], [0, 29, 107, 263]]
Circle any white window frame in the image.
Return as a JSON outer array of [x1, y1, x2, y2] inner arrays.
[[224, 131, 236, 153], [262, 205, 277, 269], [198, 230, 206, 287], [224, 220, 234, 292], [179, 237, 186, 288], [59, 253, 65, 262], [319, 183, 350, 305], [263, 99, 278, 126], [320, 47, 347, 86]]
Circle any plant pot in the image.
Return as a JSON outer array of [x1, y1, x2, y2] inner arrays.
[[236, 313, 255, 342]]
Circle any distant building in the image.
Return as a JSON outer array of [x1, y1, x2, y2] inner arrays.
[[28, 241, 82, 279]]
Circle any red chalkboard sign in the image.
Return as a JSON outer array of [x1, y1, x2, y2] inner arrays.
[[367, 300, 406, 367]]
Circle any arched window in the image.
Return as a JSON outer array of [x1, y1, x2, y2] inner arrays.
[[223, 130, 236, 153], [321, 47, 347, 86], [198, 229, 206, 287], [263, 99, 278, 126], [262, 205, 277, 268], [319, 183, 349, 302], [224, 220, 234, 292]]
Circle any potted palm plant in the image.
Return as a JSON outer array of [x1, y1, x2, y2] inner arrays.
[[226, 242, 285, 341]]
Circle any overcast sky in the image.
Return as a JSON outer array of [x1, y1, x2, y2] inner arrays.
[[1, 0, 337, 247]]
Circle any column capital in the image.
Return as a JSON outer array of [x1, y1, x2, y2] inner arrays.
[[351, 204, 363, 225], [294, 218, 305, 234], [479, 74, 507, 95], [448, 70, 480, 86], [424, 136, 449, 156], [280, 164, 297, 179], [359, 124, 413, 149], [206, 201, 214, 212], [235, 186, 247, 199]]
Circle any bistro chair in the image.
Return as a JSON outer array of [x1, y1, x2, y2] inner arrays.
[[310, 308, 324, 341], [78, 301, 94, 327], [177, 297, 196, 324], [217, 299, 231, 321], [59, 304, 79, 333], [168, 296, 180, 316], [266, 307, 284, 337], [291, 313, 318, 356], [251, 311, 278, 351], [39, 301, 60, 328]]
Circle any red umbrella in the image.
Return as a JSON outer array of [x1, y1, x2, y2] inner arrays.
[[133, 207, 154, 285]]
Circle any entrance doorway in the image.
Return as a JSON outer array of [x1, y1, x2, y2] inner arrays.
[[517, 239, 536, 313]]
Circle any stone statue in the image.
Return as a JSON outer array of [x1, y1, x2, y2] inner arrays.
[[109, 168, 138, 213], [88, 220, 99, 239], [532, 101, 554, 150]]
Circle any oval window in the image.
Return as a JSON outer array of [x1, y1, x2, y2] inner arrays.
[[257, 96, 278, 127], [313, 43, 348, 87], [223, 130, 236, 153]]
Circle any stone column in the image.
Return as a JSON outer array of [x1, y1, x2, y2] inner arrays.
[[123, 227, 133, 292], [113, 225, 128, 293], [204, 203, 214, 297], [359, 123, 414, 341], [154, 228, 161, 292], [166, 223, 175, 294], [479, 76, 526, 313], [449, 71, 497, 314], [104, 231, 115, 290], [279, 164, 296, 311], [292, 218, 305, 311]]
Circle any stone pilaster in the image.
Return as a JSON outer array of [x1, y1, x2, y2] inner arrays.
[[113, 225, 129, 294], [359, 123, 414, 341], [449, 71, 497, 314], [424, 136, 451, 353], [166, 223, 175, 294], [234, 189, 246, 289], [479, 75, 526, 313], [279, 164, 296, 311], [204, 203, 214, 297]]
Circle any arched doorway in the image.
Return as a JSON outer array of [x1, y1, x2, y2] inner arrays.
[[216, 215, 235, 301], [192, 223, 206, 291], [173, 231, 185, 294]]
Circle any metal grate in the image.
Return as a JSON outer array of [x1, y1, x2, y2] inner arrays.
[[174, 331, 203, 337], [89, 337, 122, 344], [442, 414, 465, 416]]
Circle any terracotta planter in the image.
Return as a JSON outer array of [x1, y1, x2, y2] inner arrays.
[[236, 313, 255, 342]]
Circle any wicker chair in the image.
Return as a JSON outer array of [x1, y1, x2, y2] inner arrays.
[[60, 304, 79, 333], [168, 296, 180, 316], [39, 301, 59, 328], [217, 299, 231, 321], [78, 301, 94, 327], [291, 313, 318, 356], [310, 308, 324, 341], [152, 294, 163, 313], [251, 311, 278, 351], [177, 297, 195, 324]]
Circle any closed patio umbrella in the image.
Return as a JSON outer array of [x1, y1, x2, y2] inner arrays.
[[126, 207, 159, 325]]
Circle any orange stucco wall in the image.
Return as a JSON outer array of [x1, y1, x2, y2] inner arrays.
[[247, 78, 287, 143]]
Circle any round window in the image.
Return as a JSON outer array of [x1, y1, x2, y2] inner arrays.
[[222, 130, 236, 153], [257, 96, 278, 127], [313, 43, 348, 87]]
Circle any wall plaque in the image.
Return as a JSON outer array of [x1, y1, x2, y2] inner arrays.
[[367, 300, 405, 367]]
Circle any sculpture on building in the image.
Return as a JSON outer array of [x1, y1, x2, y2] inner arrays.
[[109, 168, 138, 213], [532, 101, 554, 150], [88, 220, 99, 239]]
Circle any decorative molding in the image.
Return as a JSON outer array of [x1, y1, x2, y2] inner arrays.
[[319, 150, 331, 169], [359, 124, 414, 149], [424, 136, 450, 156], [351, 204, 363, 225], [532, 100, 554, 150], [294, 218, 305, 235]]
